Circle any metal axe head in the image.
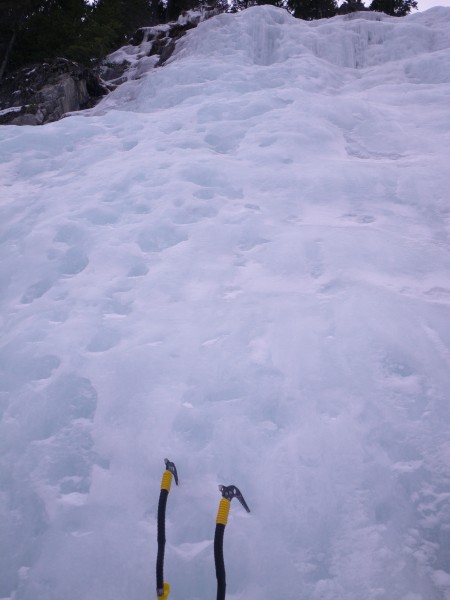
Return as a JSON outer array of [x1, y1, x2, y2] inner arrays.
[[164, 458, 179, 485], [218, 484, 250, 512]]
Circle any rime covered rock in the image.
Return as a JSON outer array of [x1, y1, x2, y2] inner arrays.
[[102, 9, 215, 85]]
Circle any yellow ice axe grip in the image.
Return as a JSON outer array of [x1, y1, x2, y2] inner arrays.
[[161, 470, 173, 492], [157, 582, 170, 599], [216, 498, 231, 526]]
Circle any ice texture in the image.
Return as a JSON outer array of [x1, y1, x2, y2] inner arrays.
[[1, 6, 450, 600]]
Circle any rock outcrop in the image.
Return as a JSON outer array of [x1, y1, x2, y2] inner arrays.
[[0, 9, 217, 126], [0, 58, 108, 126]]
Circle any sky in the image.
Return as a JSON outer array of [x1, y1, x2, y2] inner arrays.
[[418, 0, 450, 9], [1, 5, 450, 600]]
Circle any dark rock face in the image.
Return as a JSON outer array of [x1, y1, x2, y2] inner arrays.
[[0, 58, 108, 126]]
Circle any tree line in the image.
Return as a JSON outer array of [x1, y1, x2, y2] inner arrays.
[[0, 0, 418, 80]]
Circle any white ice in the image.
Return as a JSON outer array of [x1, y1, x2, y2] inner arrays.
[[1, 6, 450, 600]]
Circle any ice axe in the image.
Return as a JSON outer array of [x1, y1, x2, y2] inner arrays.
[[156, 458, 178, 599], [214, 484, 250, 600]]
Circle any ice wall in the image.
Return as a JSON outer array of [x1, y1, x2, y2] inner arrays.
[[1, 6, 450, 600], [174, 5, 450, 68]]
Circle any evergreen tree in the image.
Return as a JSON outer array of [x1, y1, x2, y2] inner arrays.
[[148, 0, 166, 25], [0, 0, 39, 78], [1, 0, 90, 75], [255, 0, 286, 7], [81, 0, 125, 60], [228, 0, 251, 11], [120, 0, 156, 31], [338, 0, 367, 13], [287, 0, 337, 19], [229, 0, 285, 11], [369, 0, 417, 15], [1, 0, 170, 75], [228, 0, 249, 11], [165, 0, 199, 22]]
